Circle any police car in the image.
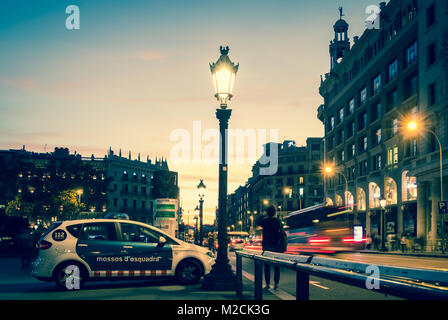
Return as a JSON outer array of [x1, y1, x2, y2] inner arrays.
[[32, 219, 215, 289]]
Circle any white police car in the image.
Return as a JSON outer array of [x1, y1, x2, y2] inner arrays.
[[32, 219, 215, 289]]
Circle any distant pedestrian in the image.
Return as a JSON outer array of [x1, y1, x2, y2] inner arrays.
[[208, 233, 215, 253], [256, 205, 284, 290], [400, 235, 407, 253], [366, 236, 372, 250], [16, 227, 34, 270]]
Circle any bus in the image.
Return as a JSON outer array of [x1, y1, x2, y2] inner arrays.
[[284, 203, 366, 254]]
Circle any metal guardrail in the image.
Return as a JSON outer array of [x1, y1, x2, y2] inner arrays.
[[235, 250, 448, 300]]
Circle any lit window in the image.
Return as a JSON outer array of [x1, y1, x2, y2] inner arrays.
[[389, 59, 398, 81], [373, 74, 381, 94], [360, 87, 367, 105]]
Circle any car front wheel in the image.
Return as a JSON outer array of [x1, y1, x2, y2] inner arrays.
[[175, 260, 202, 285]]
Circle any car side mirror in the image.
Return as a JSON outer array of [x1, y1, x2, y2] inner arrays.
[[157, 236, 167, 247]]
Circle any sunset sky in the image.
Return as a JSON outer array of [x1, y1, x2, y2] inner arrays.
[[0, 0, 381, 224]]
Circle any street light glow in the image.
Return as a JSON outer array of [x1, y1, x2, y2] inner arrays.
[[407, 121, 417, 131], [210, 46, 239, 107], [324, 165, 333, 175]]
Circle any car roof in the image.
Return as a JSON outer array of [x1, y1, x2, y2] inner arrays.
[[59, 219, 178, 241]]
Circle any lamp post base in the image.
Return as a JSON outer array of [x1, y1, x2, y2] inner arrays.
[[201, 263, 236, 291]]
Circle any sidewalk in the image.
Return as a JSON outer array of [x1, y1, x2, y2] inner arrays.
[[359, 249, 448, 259], [0, 258, 280, 300]]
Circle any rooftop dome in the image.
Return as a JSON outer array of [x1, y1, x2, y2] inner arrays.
[[334, 18, 349, 30]]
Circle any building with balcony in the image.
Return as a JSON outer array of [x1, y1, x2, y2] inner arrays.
[[102, 148, 176, 223], [318, 0, 448, 250]]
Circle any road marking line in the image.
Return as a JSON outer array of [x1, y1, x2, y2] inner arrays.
[[310, 281, 329, 290]]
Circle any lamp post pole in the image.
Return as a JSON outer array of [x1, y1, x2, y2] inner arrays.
[[380, 196, 387, 251], [428, 130, 445, 253], [197, 179, 206, 246], [406, 121, 445, 252], [202, 46, 238, 290]]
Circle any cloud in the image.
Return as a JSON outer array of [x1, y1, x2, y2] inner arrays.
[[2, 77, 36, 90], [133, 50, 165, 61]]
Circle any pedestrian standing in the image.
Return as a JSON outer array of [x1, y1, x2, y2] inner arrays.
[[366, 236, 372, 250], [400, 234, 407, 253], [17, 227, 34, 270], [208, 233, 215, 253], [255, 205, 284, 290]]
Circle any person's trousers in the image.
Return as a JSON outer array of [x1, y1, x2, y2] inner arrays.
[[264, 263, 280, 285]]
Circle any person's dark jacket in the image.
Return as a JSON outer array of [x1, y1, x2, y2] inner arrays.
[[255, 215, 282, 252]]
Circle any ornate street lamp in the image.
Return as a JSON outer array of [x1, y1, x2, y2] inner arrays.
[[405, 118, 445, 252], [197, 179, 206, 246], [202, 46, 239, 290]]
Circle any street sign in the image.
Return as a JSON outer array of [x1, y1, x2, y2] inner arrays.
[[439, 201, 448, 214]]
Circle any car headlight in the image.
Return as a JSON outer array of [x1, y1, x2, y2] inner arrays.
[[206, 251, 215, 258]]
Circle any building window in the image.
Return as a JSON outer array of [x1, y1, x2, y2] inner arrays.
[[358, 112, 367, 131], [123, 199, 128, 208], [375, 128, 382, 145], [427, 42, 436, 67], [299, 177, 304, 184], [429, 82, 436, 106], [349, 98, 355, 114], [373, 74, 381, 95], [405, 74, 418, 98], [392, 118, 398, 135], [413, 139, 418, 156], [360, 87, 367, 105], [406, 41, 418, 68], [357, 187, 367, 211], [387, 146, 399, 166], [142, 200, 146, 209], [426, 3, 435, 29], [387, 90, 398, 112], [388, 59, 398, 82], [371, 102, 381, 122], [384, 177, 398, 205], [372, 154, 382, 171], [114, 198, 118, 207], [339, 107, 344, 123], [369, 182, 381, 208], [359, 136, 367, 152], [402, 171, 418, 202], [359, 160, 368, 176], [329, 116, 335, 131]]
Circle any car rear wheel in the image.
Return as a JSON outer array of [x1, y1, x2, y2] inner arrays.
[[175, 260, 202, 285], [53, 262, 87, 290]]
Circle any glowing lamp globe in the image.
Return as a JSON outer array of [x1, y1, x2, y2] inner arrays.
[[210, 46, 239, 108]]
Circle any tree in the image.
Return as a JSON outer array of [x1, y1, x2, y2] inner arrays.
[[6, 195, 35, 218], [52, 190, 85, 220]]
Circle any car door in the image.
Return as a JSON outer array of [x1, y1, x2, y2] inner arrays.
[[118, 222, 173, 274], [75, 221, 123, 272]]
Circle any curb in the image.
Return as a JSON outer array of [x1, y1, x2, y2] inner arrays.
[[359, 250, 448, 259]]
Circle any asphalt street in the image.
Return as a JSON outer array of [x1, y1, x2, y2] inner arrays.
[[0, 251, 447, 300]]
